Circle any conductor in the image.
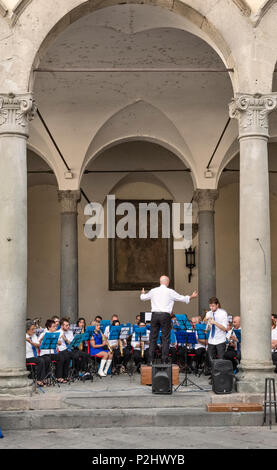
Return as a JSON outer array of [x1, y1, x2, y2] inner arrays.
[[140, 275, 198, 365]]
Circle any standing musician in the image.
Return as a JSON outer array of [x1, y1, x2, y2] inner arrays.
[[131, 322, 150, 372], [140, 275, 198, 365], [89, 321, 113, 377], [204, 297, 228, 366]]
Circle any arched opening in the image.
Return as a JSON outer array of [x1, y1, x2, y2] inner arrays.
[[27, 148, 60, 322], [217, 140, 277, 316]]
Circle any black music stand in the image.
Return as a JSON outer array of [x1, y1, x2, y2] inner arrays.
[[174, 325, 206, 392], [195, 324, 210, 377], [40, 332, 60, 387]]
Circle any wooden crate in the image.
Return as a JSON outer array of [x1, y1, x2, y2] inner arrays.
[[207, 403, 263, 412], [141, 365, 179, 386]]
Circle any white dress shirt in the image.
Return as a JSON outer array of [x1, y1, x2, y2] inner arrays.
[[131, 330, 150, 351], [140, 284, 190, 314], [272, 328, 277, 352], [206, 308, 228, 345]]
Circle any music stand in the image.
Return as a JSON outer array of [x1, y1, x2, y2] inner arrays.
[[67, 333, 84, 351], [40, 332, 60, 387], [195, 323, 210, 377], [174, 324, 206, 391]]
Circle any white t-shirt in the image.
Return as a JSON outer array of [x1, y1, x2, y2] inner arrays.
[[58, 329, 74, 352], [206, 308, 228, 345], [131, 330, 150, 351], [26, 334, 40, 359], [272, 328, 277, 352], [140, 284, 190, 314]]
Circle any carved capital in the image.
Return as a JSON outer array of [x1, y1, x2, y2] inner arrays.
[[0, 93, 36, 137], [58, 190, 81, 213], [193, 189, 219, 212], [229, 93, 277, 138]]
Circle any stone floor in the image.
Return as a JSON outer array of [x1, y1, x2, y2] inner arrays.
[[1, 425, 277, 449], [0, 371, 275, 449]]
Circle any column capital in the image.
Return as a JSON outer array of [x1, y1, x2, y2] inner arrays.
[[0, 93, 36, 137], [229, 93, 277, 138], [193, 189, 219, 212], [58, 190, 81, 213]]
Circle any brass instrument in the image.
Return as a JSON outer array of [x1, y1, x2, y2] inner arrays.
[[33, 317, 41, 328], [99, 329, 113, 353], [119, 338, 124, 357], [140, 336, 145, 359]]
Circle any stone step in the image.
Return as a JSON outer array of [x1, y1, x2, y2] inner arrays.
[[0, 407, 264, 430], [62, 392, 209, 409]]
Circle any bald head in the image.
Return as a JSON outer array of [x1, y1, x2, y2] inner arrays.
[[160, 275, 170, 287], [233, 316, 240, 329]]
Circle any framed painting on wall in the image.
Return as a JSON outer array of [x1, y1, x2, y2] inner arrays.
[[109, 199, 174, 291]]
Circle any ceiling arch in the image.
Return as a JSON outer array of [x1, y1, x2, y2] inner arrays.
[[80, 99, 196, 187]]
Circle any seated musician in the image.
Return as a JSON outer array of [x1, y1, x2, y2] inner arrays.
[[59, 318, 90, 373], [26, 321, 50, 386], [168, 327, 177, 364], [76, 317, 87, 351], [111, 321, 132, 373], [223, 316, 241, 371], [131, 322, 150, 372], [89, 321, 113, 377], [38, 319, 70, 383]]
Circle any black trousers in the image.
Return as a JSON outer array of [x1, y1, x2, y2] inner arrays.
[[224, 347, 239, 371], [207, 342, 226, 367], [43, 352, 71, 379], [113, 347, 132, 367], [133, 349, 149, 369], [26, 356, 51, 381], [149, 312, 171, 363]]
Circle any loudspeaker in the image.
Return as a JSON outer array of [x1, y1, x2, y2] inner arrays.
[[152, 364, 172, 394], [211, 359, 233, 394]]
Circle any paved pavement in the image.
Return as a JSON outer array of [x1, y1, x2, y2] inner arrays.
[[0, 425, 277, 449]]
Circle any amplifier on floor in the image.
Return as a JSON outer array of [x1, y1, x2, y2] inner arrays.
[[152, 364, 172, 395], [211, 359, 234, 394]]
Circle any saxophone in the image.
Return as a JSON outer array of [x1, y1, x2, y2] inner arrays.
[[119, 338, 124, 357], [141, 337, 144, 359], [100, 330, 113, 353]]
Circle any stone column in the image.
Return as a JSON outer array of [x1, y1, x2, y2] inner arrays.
[[0, 93, 36, 395], [58, 190, 81, 324], [229, 93, 277, 392], [194, 189, 219, 317]]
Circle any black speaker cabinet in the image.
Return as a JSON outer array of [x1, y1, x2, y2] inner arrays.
[[152, 364, 172, 394], [211, 359, 233, 394]]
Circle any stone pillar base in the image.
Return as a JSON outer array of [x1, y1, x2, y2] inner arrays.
[[236, 364, 276, 394], [0, 368, 33, 396]]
